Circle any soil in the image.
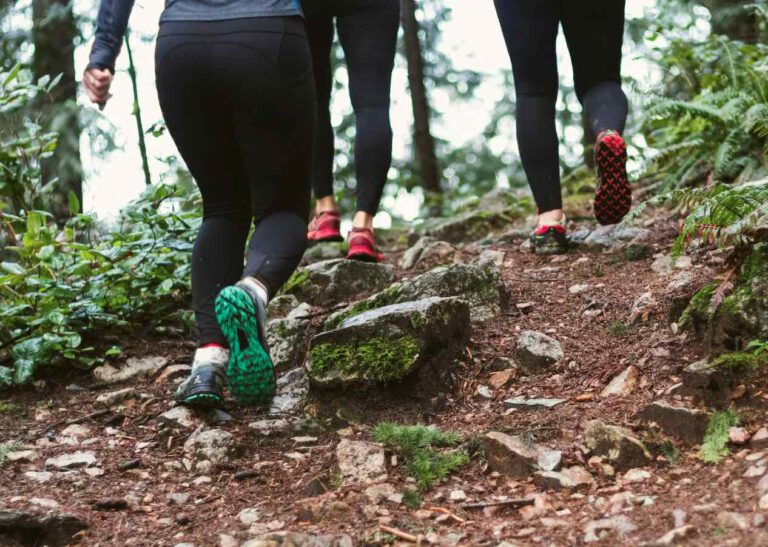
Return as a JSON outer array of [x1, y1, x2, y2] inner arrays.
[[2, 206, 768, 547]]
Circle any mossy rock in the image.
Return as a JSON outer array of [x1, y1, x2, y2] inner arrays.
[[679, 243, 768, 351], [408, 208, 521, 246], [266, 304, 312, 371], [302, 242, 346, 265], [306, 296, 471, 392], [324, 263, 508, 330], [281, 259, 395, 307]]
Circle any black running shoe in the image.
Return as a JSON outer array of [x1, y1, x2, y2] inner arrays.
[[175, 364, 226, 408], [531, 224, 569, 255]]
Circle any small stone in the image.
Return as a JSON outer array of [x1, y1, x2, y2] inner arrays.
[[743, 465, 766, 478], [600, 366, 639, 397], [238, 507, 261, 527], [157, 407, 198, 431], [93, 498, 129, 511], [583, 515, 637, 543], [488, 369, 516, 390], [671, 509, 687, 528], [166, 492, 190, 505], [537, 449, 563, 472], [249, 418, 291, 436], [84, 467, 104, 477], [93, 356, 167, 384], [95, 388, 136, 407], [45, 451, 97, 470], [584, 420, 651, 470], [569, 284, 590, 294], [118, 459, 141, 471], [751, 427, 768, 449], [483, 432, 538, 478], [335, 439, 387, 485], [59, 424, 91, 440], [622, 469, 652, 483], [649, 525, 696, 545], [474, 385, 493, 399], [364, 483, 396, 504], [504, 397, 566, 410], [183, 427, 236, 468], [629, 292, 657, 324], [515, 331, 564, 373], [757, 474, 768, 494], [24, 471, 53, 483], [292, 436, 318, 445], [193, 476, 212, 485], [219, 534, 238, 547], [716, 511, 749, 531], [6, 450, 38, 463], [535, 466, 594, 491], [29, 497, 60, 509], [729, 427, 750, 445], [449, 490, 467, 502]]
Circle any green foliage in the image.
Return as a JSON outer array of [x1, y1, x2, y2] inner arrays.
[[608, 321, 630, 337], [308, 336, 420, 383], [372, 422, 468, 490], [402, 488, 422, 509], [699, 409, 740, 463], [0, 401, 21, 414], [0, 183, 198, 386]]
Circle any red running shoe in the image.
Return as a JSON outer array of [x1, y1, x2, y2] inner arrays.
[[307, 211, 343, 243], [593, 129, 631, 226], [347, 227, 384, 263]]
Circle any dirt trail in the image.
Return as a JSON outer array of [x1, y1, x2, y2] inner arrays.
[[1, 208, 767, 547]]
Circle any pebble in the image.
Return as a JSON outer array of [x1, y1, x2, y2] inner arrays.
[[568, 284, 590, 294], [24, 471, 53, 483], [166, 493, 190, 505], [744, 465, 766, 478], [623, 469, 652, 483], [238, 507, 261, 527], [45, 451, 97, 470], [29, 497, 59, 509], [449, 490, 467, 502], [729, 427, 751, 445], [488, 369, 516, 390], [474, 385, 493, 399], [504, 397, 566, 410], [759, 494, 768, 510]]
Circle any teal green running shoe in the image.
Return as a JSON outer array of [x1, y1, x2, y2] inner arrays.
[[174, 364, 226, 408], [214, 281, 275, 406]]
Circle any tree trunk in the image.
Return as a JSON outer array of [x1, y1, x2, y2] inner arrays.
[[699, 0, 760, 42], [400, 0, 442, 208], [32, 0, 82, 219]]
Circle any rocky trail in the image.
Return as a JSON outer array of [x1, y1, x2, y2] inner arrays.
[[2, 193, 768, 547]]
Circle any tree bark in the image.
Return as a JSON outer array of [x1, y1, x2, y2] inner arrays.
[[32, 0, 82, 219], [400, 0, 442, 204], [698, 0, 760, 42]]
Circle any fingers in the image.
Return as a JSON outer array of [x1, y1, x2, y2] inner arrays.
[[83, 68, 113, 106]]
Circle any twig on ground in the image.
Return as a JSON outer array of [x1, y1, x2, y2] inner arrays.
[[462, 497, 534, 510], [379, 524, 418, 543], [427, 506, 467, 523]]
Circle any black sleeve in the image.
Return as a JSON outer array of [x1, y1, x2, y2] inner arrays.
[[87, 0, 136, 72]]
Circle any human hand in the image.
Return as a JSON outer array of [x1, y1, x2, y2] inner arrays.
[[83, 67, 113, 110]]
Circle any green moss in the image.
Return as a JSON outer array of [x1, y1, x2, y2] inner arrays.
[[712, 351, 764, 373], [280, 269, 309, 295], [608, 321, 630, 337], [680, 282, 716, 328], [0, 401, 21, 414], [308, 335, 420, 383], [325, 283, 404, 330]]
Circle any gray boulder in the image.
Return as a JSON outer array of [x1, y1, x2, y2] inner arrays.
[[515, 331, 564, 372], [400, 236, 459, 270], [637, 401, 709, 445], [267, 303, 312, 371], [307, 297, 470, 392], [281, 259, 395, 306], [584, 420, 651, 469], [325, 263, 507, 329]]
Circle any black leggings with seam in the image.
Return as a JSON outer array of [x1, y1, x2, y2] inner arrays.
[[155, 17, 315, 346], [494, 0, 629, 214], [303, 0, 400, 215]]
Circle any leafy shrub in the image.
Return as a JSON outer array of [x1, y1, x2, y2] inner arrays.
[[699, 409, 740, 463]]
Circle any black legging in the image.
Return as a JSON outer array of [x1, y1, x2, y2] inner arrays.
[[303, 0, 399, 215], [155, 17, 315, 346], [494, 0, 629, 214]]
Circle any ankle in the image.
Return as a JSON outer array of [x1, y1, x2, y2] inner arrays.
[[315, 196, 339, 214], [538, 210, 565, 227], [352, 211, 374, 230]]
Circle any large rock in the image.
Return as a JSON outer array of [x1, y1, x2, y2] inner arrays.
[[637, 401, 709, 445], [680, 358, 738, 405], [307, 297, 470, 392], [580, 225, 652, 251], [269, 368, 309, 416], [267, 294, 303, 320], [483, 432, 562, 478], [515, 331, 564, 373], [679, 243, 768, 351], [0, 509, 88, 547], [400, 237, 459, 270], [267, 303, 312, 371], [584, 420, 651, 470], [335, 439, 387, 485], [409, 209, 516, 245], [92, 356, 167, 384], [183, 427, 236, 468], [325, 263, 507, 329], [281, 259, 395, 306], [241, 532, 353, 547]]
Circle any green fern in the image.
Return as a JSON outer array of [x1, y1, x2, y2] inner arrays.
[[699, 409, 740, 463]]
